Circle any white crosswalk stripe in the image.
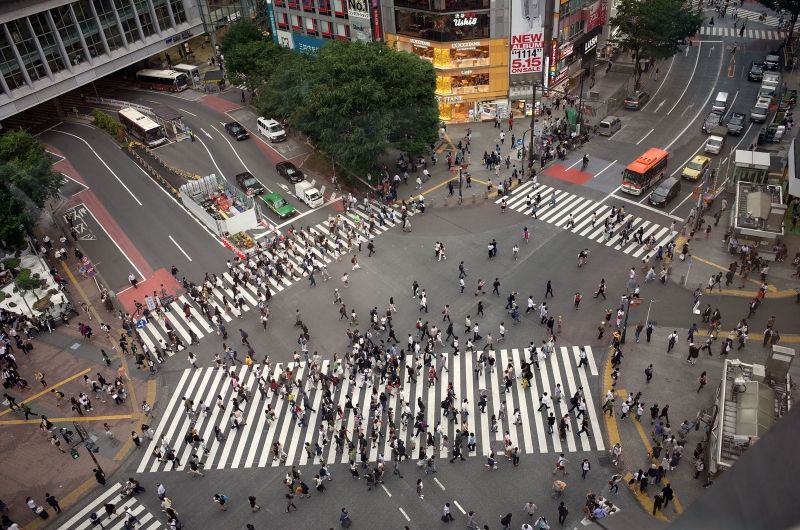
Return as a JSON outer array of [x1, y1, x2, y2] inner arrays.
[[56, 483, 164, 530], [732, 7, 800, 29], [496, 182, 677, 259], [133, 202, 417, 360], [699, 26, 785, 39], [136, 346, 603, 472]]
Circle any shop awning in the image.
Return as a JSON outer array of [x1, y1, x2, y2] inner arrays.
[[735, 149, 771, 169]]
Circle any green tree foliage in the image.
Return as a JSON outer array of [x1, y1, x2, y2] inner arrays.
[[228, 29, 438, 178], [610, 0, 702, 90], [0, 130, 63, 251], [92, 109, 125, 142], [219, 21, 265, 58], [757, 0, 800, 42]]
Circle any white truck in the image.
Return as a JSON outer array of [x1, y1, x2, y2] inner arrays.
[[294, 180, 323, 208], [759, 71, 781, 99]]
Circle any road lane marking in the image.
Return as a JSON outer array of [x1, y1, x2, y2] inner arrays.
[[399, 508, 411, 521], [168, 235, 193, 261], [642, 56, 675, 111], [453, 500, 466, 514], [199, 127, 213, 139], [636, 129, 655, 145], [80, 203, 145, 280], [611, 193, 684, 221], [594, 160, 618, 179], [177, 108, 197, 117], [381, 484, 392, 497], [655, 100, 666, 112], [433, 477, 446, 490], [668, 42, 702, 115], [51, 129, 143, 206]]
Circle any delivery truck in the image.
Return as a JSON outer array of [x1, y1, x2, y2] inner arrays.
[[294, 181, 323, 208]]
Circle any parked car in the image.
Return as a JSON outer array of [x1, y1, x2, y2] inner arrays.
[[276, 161, 305, 183], [623, 91, 650, 110], [704, 135, 725, 155], [261, 192, 296, 218], [727, 112, 746, 135], [764, 52, 781, 70], [235, 171, 265, 195], [681, 155, 711, 181], [748, 61, 764, 81], [225, 121, 249, 140], [648, 177, 681, 207], [702, 112, 722, 133]]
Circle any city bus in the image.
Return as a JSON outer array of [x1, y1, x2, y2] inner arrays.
[[118, 107, 168, 147], [135, 69, 189, 92], [621, 148, 669, 195]]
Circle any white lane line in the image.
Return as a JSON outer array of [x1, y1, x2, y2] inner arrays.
[[399, 508, 411, 521], [168, 235, 193, 261], [51, 129, 143, 206], [453, 500, 467, 514], [177, 108, 198, 117], [598, 185, 623, 205], [667, 42, 702, 115], [606, 124, 627, 140], [669, 188, 697, 215], [636, 129, 655, 145], [566, 158, 583, 170], [643, 55, 675, 110], [381, 484, 392, 497], [611, 193, 684, 221], [433, 477, 446, 490], [208, 124, 274, 194], [79, 204, 145, 280], [593, 160, 618, 179]]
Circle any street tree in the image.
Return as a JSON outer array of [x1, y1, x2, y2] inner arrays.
[[757, 0, 800, 43], [0, 130, 63, 251], [609, 0, 702, 90], [219, 21, 265, 57]]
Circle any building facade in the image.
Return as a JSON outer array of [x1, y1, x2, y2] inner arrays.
[[266, 0, 383, 53], [382, 0, 510, 121], [0, 0, 210, 121], [545, 0, 605, 94]]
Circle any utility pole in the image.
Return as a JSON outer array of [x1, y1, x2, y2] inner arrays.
[[72, 422, 104, 475], [528, 81, 539, 176]]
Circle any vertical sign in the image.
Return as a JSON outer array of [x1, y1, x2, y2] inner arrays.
[[370, 0, 383, 41], [266, 0, 279, 44], [510, 0, 545, 74]]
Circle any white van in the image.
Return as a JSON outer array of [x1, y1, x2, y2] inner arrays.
[[597, 116, 622, 136], [712, 91, 729, 114], [173, 63, 200, 84], [257, 117, 287, 142]]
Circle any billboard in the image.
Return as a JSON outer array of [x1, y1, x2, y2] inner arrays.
[[584, 0, 607, 34], [347, 0, 370, 19], [510, 0, 545, 74]]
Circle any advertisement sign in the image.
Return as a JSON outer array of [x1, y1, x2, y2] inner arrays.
[[293, 33, 326, 53], [351, 20, 372, 41], [266, 0, 279, 44], [509, 0, 545, 74], [276, 30, 294, 48], [584, 0, 607, 33], [371, 0, 383, 42], [347, 0, 370, 19]]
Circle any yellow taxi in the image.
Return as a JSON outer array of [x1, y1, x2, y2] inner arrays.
[[681, 155, 711, 181]]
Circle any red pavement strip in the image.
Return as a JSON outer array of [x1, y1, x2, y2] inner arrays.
[[543, 163, 593, 185], [115, 268, 181, 315], [199, 94, 244, 114]]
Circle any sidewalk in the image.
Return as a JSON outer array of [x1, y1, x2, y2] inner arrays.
[[0, 217, 154, 529]]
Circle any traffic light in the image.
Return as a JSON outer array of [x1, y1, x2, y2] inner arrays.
[[71, 448, 80, 459]]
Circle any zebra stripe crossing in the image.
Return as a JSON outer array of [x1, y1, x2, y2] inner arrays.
[[495, 181, 677, 259], [733, 7, 799, 29], [135, 202, 417, 360], [699, 26, 785, 39], [56, 483, 163, 530], [137, 346, 604, 472]]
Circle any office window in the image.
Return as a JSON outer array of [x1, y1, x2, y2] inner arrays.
[[73, 0, 106, 56], [51, 6, 86, 66], [318, 0, 331, 13], [133, 0, 157, 37], [6, 19, 47, 81], [93, 0, 125, 51], [305, 17, 317, 33], [320, 19, 332, 35], [292, 14, 302, 29], [0, 30, 25, 89], [333, 0, 345, 16], [152, 0, 173, 30], [277, 12, 289, 27], [170, 0, 187, 24], [29, 13, 67, 74], [114, 0, 143, 44], [336, 22, 348, 39]]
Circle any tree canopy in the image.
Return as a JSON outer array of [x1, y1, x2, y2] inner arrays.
[[609, 0, 702, 90], [0, 130, 63, 251], [225, 23, 439, 179]]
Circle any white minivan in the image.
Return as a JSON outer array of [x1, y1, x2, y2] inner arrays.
[[257, 117, 287, 142], [712, 91, 729, 114], [597, 116, 622, 136]]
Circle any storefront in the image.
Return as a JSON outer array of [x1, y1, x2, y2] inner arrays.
[[548, 26, 602, 94], [388, 34, 508, 121]]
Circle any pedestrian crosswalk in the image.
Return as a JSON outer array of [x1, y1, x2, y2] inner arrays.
[[495, 181, 677, 260], [56, 483, 163, 530], [699, 26, 785, 39], [137, 345, 604, 472], [134, 201, 417, 360], [732, 7, 799, 29]]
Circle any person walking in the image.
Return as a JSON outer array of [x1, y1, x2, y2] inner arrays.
[[45, 493, 61, 513], [466, 510, 479, 529], [558, 501, 569, 525], [416, 478, 424, 499], [545, 280, 554, 298], [248, 495, 260, 512], [581, 459, 591, 479], [697, 371, 708, 392], [340, 508, 352, 527], [442, 502, 455, 522], [645, 364, 654, 383], [212, 493, 229, 511]]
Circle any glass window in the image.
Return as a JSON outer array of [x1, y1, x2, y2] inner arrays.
[[6, 19, 47, 82], [320, 19, 332, 34], [395, 9, 490, 41], [335, 22, 348, 38], [318, 0, 331, 13], [73, 0, 106, 57], [278, 12, 289, 27], [93, 0, 125, 51], [333, 0, 345, 16], [29, 13, 67, 74], [114, 0, 142, 44], [170, 0, 187, 24], [394, 0, 489, 13], [51, 6, 86, 66], [305, 17, 317, 33], [134, 0, 156, 37], [292, 15, 302, 29], [0, 29, 26, 89], [152, 0, 173, 29]]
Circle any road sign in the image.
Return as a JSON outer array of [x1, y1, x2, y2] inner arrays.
[[516, 138, 523, 147], [145, 296, 156, 311], [136, 319, 147, 329]]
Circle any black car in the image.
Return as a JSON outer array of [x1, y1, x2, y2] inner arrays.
[[225, 121, 249, 140], [764, 53, 780, 70], [648, 177, 681, 207], [702, 112, 722, 133], [748, 61, 764, 81], [275, 161, 304, 183], [235, 171, 264, 195]]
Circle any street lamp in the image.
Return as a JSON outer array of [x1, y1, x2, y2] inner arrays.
[[620, 278, 638, 344]]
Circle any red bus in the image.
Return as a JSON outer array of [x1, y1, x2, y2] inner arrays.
[[135, 69, 189, 92], [621, 148, 669, 195]]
